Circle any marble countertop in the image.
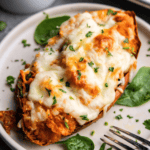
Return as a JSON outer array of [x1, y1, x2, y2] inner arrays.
[[0, 0, 149, 149]]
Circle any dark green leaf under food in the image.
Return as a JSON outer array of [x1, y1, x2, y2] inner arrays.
[[116, 67, 150, 107], [56, 134, 94, 150], [34, 16, 70, 45], [0, 21, 7, 31]]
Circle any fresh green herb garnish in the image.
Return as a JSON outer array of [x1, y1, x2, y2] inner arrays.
[[113, 111, 116, 114], [116, 130, 121, 134], [127, 115, 133, 119], [94, 67, 99, 73], [85, 31, 93, 38], [98, 24, 105, 27], [105, 47, 113, 56], [143, 119, 150, 130], [77, 70, 82, 80], [0, 21, 7, 31], [148, 48, 150, 51], [123, 38, 129, 43], [43, 12, 49, 19], [64, 121, 69, 129], [66, 81, 70, 87], [146, 54, 150, 57], [60, 78, 64, 82], [10, 87, 15, 92], [69, 96, 74, 100], [108, 67, 114, 72], [91, 130, 95, 136], [22, 39, 30, 47], [115, 114, 123, 120], [52, 96, 57, 105], [88, 61, 94, 67], [136, 119, 139, 122], [99, 143, 106, 150], [137, 130, 141, 134], [123, 47, 129, 50], [101, 29, 104, 34], [15, 59, 19, 62], [59, 89, 67, 93], [34, 16, 70, 45], [45, 88, 51, 96], [107, 148, 112, 150], [79, 57, 84, 62], [148, 109, 150, 113], [87, 24, 91, 28], [116, 67, 150, 107], [119, 108, 123, 112], [107, 9, 117, 15], [56, 134, 94, 150], [34, 48, 40, 51], [80, 115, 89, 121], [105, 83, 108, 87], [6, 108, 9, 110], [69, 45, 75, 51], [6, 76, 15, 85], [104, 122, 108, 126], [22, 61, 26, 65]]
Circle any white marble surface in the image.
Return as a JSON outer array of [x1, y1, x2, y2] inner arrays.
[[0, 0, 150, 150]]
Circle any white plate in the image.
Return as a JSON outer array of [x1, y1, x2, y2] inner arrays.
[[0, 3, 150, 150]]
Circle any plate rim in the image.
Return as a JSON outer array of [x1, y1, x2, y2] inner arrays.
[[0, 2, 150, 150]]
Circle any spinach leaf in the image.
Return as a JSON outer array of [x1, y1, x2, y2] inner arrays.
[[116, 67, 150, 107], [56, 134, 94, 150], [99, 143, 106, 150], [34, 16, 70, 45]]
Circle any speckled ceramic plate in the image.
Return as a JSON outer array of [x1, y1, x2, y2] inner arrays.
[[0, 3, 150, 150]]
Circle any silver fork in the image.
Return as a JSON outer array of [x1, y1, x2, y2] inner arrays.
[[100, 126, 150, 150]]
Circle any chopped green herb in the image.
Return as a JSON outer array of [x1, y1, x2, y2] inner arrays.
[[107, 148, 112, 150], [101, 29, 104, 34], [64, 121, 69, 129], [94, 67, 99, 73], [77, 70, 82, 80], [66, 81, 70, 87], [98, 24, 105, 27], [148, 109, 150, 113], [15, 59, 19, 62], [80, 115, 89, 121], [52, 96, 57, 105], [85, 31, 93, 38], [69, 45, 75, 51], [123, 38, 129, 43], [107, 9, 117, 15], [80, 39, 82, 41], [127, 115, 133, 119], [135, 139, 138, 142], [116, 130, 121, 134], [136, 119, 139, 122], [123, 47, 129, 50], [34, 48, 40, 51], [99, 143, 106, 150], [6, 108, 9, 110], [0, 21, 7, 31], [104, 122, 108, 126], [115, 114, 123, 120], [87, 24, 91, 28], [59, 89, 67, 93], [50, 48, 54, 52], [143, 119, 150, 130], [41, 95, 43, 98], [91, 130, 95, 136], [105, 47, 113, 56], [146, 54, 150, 57], [113, 111, 116, 114], [108, 67, 114, 72], [22, 61, 26, 65], [137, 130, 141, 134], [43, 12, 49, 19], [79, 57, 84, 62], [45, 88, 51, 96], [69, 96, 74, 100], [60, 78, 64, 82], [10, 87, 15, 92], [22, 39, 30, 47], [105, 83, 108, 87], [6, 76, 15, 85], [88, 61, 94, 67], [148, 48, 150, 51], [148, 41, 150, 44], [49, 53, 52, 55], [119, 108, 123, 112]]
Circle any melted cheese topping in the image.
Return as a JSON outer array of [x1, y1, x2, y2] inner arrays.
[[28, 10, 137, 125]]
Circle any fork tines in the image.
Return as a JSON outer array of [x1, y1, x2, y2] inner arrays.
[[100, 126, 150, 150]]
